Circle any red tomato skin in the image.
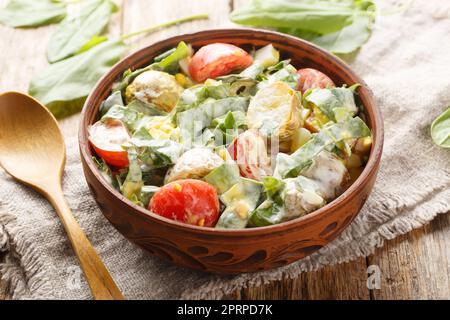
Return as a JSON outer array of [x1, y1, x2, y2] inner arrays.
[[150, 180, 220, 227], [228, 130, 272, 181], [189, 43, 253, 83], [297, 68, 335, 93], [88, 120, 130, 167], [90, 143, 129, 167]]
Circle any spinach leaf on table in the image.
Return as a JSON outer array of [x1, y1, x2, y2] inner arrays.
[[230, 0, 360, 34], [29, 39, 127, 118], [284, 14, 374, 54], [47, 0, 118, 63], [0, 0, 67, 28], [230, 0, 376, 54], [431, 107, 450, 148]]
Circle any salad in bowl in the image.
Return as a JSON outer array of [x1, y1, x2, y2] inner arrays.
[[88, 41, 372, 230]]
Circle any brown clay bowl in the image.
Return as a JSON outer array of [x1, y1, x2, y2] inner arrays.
[[79, 29, 384, 274]]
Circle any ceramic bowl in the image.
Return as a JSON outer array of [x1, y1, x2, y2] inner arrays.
[[79, 29, 383, 274]]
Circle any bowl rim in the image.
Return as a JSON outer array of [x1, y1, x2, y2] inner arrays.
[[79, 28, 384, 237]]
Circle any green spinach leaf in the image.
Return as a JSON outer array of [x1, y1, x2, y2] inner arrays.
[[0, 0, 66, 28], [129, 127, 183, 168], [283, 13, 373, 54], [230, 0, 376, 54], [176, 97, 249, 145], [230, 0, 357, 34], [29, 39, 127, 118], [431, 107, 450, 148], [275, 116, 371, 178], [47, 0, 118, 63], [304, 85, 359, 121], [113, 41, 191, 93], [99, 90, 124, 116]]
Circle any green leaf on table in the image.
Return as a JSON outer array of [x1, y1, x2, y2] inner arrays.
[[0, 0, 67, 28], [47, 0, 119, 63], [284, 15, 374, 54], [230, 0, 376, 54], [29, 39, 127, 118], [431, 107, 450, 148], [230, 0, 372, 34]]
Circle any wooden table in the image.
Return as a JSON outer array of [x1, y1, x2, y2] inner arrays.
[[0, 0, 449, 300]]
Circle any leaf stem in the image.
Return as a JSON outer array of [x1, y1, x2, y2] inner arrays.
[[121, 14, 209, 40]]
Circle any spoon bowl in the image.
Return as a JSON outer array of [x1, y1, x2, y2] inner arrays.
[[0, 92, 65, 190], [0, 92, 124, 300]]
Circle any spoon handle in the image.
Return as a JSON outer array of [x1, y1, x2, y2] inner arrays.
[[44, 183, 125, 300]]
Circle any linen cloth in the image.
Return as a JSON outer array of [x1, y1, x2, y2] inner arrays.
[[1, 0, 449, 299]]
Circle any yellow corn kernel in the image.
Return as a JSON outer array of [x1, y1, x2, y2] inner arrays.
[[173, 183, 182, 192], [218, 148, 229, 161], [234, 200, 250, 220], [175, 73, 187, 87], [355, 136, 372, 154], [198, 218, 205, 227], [346, 154, 362, 169], [147, 117, 175, 140], [313, 106, 330, 125]]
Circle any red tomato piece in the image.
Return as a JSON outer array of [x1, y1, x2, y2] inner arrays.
[[297, 68, 335, 93], [188, 43, 253, 83], [88, 119, 130, 167], [228, 130, 272, 181], [150, 179, 220, 227]]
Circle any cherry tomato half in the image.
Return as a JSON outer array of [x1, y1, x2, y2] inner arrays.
[[150, 179, 220, 227], [228, 130, 272, 181], [188, 43, 253, 83], [88, 119, 130, 167], [297, 68, 335, 93]]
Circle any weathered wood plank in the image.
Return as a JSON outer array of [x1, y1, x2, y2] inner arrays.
[[122, 0, 231, 52], [226, 214, 450, 300], [368, 213, 450, 300], [225, 258, 371, 300]]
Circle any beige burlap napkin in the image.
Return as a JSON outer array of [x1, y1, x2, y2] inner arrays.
[[1, 0, 449, 299]]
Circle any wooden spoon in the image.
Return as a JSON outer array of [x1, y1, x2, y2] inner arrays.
[[0, 92, 124, 300]]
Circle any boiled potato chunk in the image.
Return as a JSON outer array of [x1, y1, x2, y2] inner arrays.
[[302, 151, 350, 201], [125, 70, 183, 112], [247, 81, 301, 152], [283, 178, 326, 219], [165, 147, 224, 183]]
